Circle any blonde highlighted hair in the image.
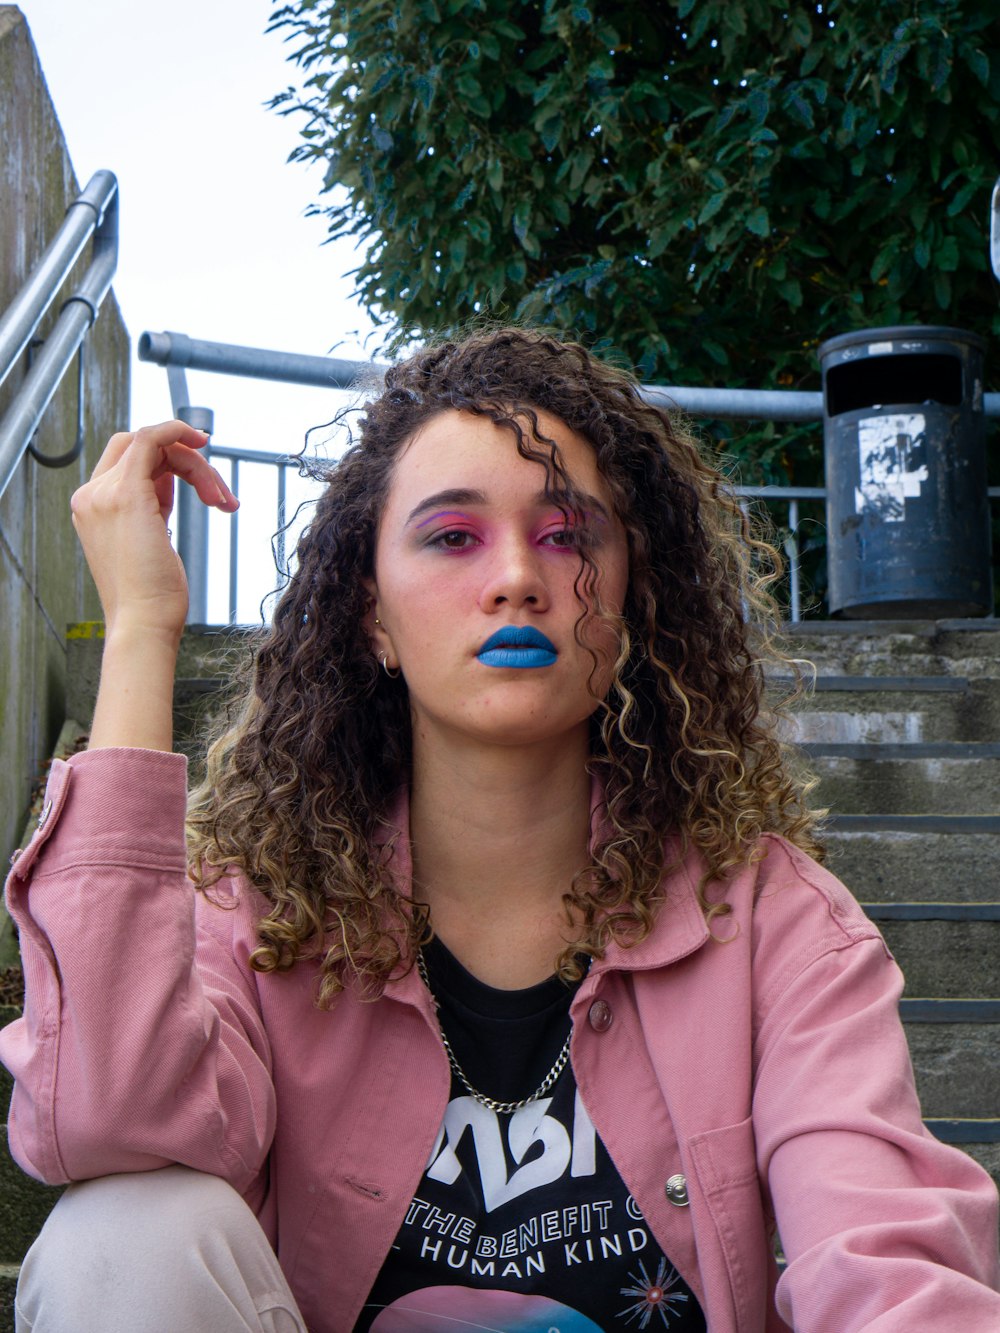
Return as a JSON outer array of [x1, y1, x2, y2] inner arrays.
[[187, 328, 820, 1006]]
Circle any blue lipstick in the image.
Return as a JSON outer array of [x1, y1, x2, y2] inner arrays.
[[477, 626, 558, 669]]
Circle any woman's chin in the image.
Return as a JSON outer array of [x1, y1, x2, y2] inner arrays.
[[414, 700, 597, 755]]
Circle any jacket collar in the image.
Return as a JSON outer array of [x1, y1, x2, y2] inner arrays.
[[595, 856, 710, 975]]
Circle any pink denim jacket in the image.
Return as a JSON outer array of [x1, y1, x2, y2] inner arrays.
[[3, 747, 999, 1331]]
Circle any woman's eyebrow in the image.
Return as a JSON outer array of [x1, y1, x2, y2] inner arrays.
[[406, 489, 487, 526], [406, 487, 610, 527]]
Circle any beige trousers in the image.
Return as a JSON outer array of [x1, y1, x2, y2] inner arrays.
[[15, 1166, 308, 1332]]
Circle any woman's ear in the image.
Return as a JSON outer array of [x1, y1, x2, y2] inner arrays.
[[362, 578, 399, 672]]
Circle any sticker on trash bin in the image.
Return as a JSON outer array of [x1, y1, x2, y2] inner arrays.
[[854, 413, 928, 522]]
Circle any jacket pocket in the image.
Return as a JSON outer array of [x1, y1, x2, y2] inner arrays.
[[687, 1116, 779, 1333]]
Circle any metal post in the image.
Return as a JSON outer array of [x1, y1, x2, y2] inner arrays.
[[787, 499, 801, 623], [176, 405, 213, 624], [276, 462, 287, 579], [228, 458, 240, 625], [229, 458, 242, 623]]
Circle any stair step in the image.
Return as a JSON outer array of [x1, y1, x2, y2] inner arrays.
[[775, 675, 972, 692], [925, 1120, 1000, 1144], [806, 742, 1000, 759], [829, 814, 1000, 833], [900, 999, 1000, 1022], [877, 919, 999, 997], [864, 903, 1000, 922], [826, 829, 1000, 902], [810, 754, 1000, 815], [779, 621, 1000, 680], [779, 680, 1000, 744], [786, 704, 992, 745], [907, 1024, 998, 1117]]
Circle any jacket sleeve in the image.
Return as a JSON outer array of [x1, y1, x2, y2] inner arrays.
[[0, 748, 276, 1196], [750, 852, 1000, 1329]]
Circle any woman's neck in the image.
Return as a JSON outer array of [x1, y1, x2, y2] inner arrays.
[[408, 732, 593, 987]]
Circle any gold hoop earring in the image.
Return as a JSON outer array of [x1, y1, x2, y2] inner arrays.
[[379, 651, 401, 680]]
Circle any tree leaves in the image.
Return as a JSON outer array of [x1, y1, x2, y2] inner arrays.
[[268, 0, 1000, 491], [746, 206, 770, 238]]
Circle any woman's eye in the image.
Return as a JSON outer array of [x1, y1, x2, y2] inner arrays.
[[542, 527, 587, 549], [431, 529, 477, 550]]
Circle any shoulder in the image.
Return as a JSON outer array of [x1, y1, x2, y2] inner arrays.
[[661, 831, 883, 951], [649, 834, 891, 997], [748, 834, 881, 945], [638, 834, 888, 981], [737, 834, 893, 1028]]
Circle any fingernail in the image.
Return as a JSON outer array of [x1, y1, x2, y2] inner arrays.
[[216, 486, 230, 505]]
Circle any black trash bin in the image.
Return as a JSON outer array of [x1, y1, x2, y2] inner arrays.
[[818, 325, 992, 618]]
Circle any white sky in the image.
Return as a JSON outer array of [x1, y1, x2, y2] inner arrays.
[[16, 0, 381, 621]]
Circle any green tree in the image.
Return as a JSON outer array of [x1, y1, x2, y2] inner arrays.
[[269, 0, 1000, 484]]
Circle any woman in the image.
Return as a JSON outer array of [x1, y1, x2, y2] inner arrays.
[[3, 328, 999, 1332]]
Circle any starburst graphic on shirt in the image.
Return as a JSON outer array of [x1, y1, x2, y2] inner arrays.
[[618, 1256, 690, 1328]]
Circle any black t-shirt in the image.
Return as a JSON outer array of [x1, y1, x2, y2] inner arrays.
[[355, 938, 705, 1332]]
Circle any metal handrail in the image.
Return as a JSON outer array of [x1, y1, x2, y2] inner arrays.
[[646, 385, 824, 422], [138, 330, 377, 391], [0, 171, 119, 500], [139, 330, 1000, 421]]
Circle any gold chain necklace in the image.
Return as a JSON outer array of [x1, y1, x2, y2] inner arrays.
[[416, 949, 573, 1116]]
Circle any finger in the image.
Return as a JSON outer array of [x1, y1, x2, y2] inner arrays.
[[121, 423, 235, 510], [122, 420, 211, 474], [90, 430, 136, 480], [92, 421, 210, 482], [155, 442, 239, 511]]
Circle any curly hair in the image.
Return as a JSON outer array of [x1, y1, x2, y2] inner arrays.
[[187, 327, 821, 1006]]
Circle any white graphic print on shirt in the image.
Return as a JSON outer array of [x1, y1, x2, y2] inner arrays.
[[357, 1075, 703, 1331], [425, 1089, 596, 1211]]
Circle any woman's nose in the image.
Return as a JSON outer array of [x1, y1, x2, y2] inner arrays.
[[478, 539, 550, 611]]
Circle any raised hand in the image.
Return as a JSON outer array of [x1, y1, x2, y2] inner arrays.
[[71, 420, 238, 640], [72, 421, 239, 751]]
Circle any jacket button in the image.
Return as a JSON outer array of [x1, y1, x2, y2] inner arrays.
[[588, 999, 613, 1032], [665, 1174, 689, 1206]]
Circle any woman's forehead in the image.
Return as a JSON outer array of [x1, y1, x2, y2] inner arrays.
[[389, 407, 607, 496]]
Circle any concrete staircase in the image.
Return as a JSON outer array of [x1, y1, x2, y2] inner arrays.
[[1, 620, 999, 1324], [781, 620, 1000, 1190]]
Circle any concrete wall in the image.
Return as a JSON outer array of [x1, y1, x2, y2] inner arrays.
[[0, 8, 130, 910]]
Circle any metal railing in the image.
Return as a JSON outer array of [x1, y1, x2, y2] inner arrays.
[[139, 330, 1000, 625], [0, 171, 119, 501], [201, 442, 297, 627]]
